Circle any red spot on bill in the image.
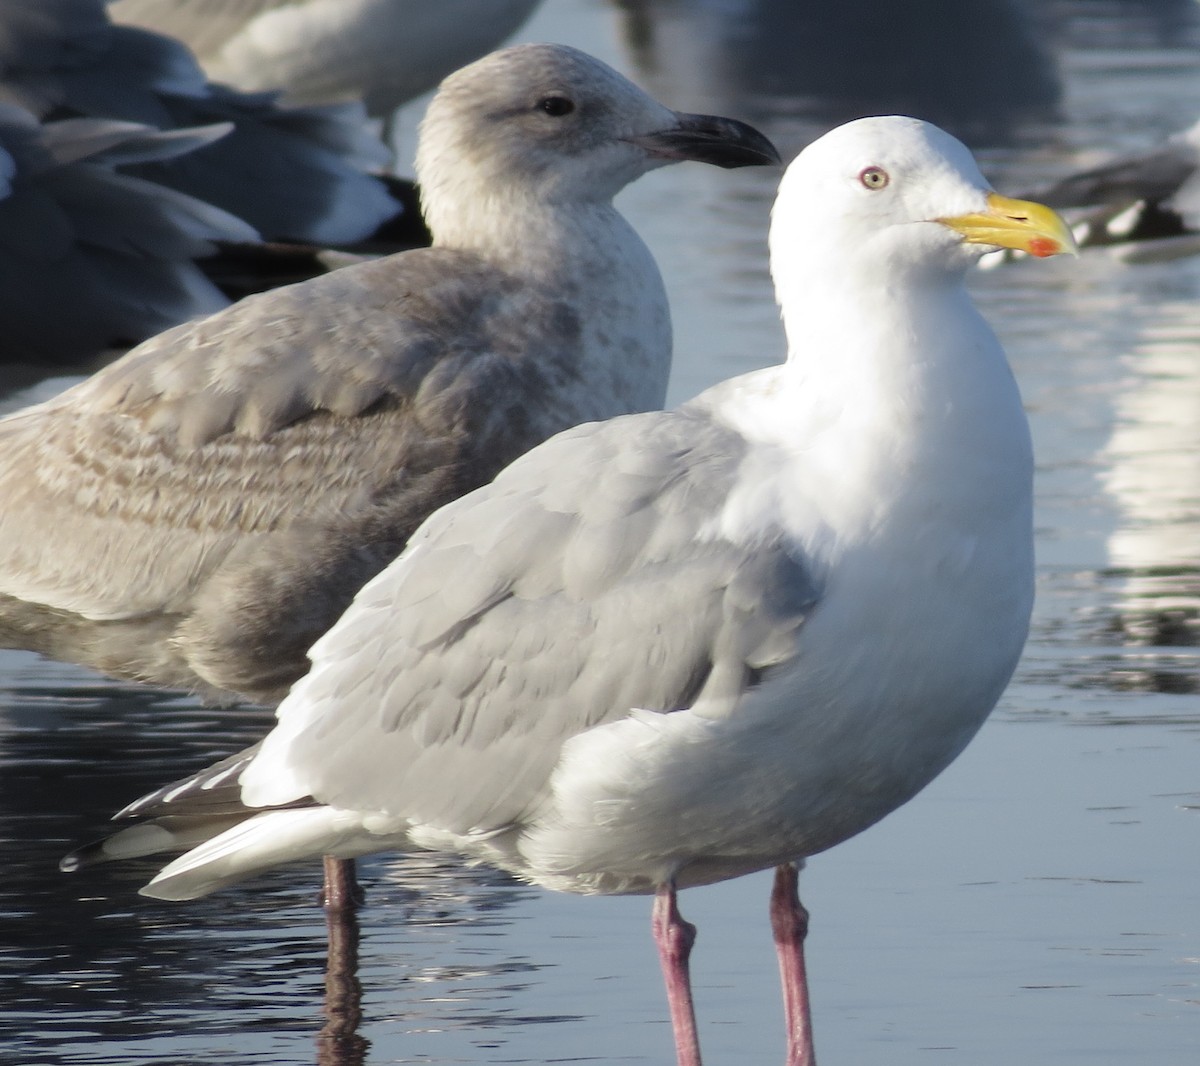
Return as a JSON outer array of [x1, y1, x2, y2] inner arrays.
[[1027, 237, 1059, 258]]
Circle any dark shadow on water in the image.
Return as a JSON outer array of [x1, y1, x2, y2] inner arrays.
[[0, 662, 547, 1064]]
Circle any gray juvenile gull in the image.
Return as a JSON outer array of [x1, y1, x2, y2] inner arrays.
[[109, 0, 543, 119], [0, 104, 258, 364], [11, 40, 775, 913], [0, 39, 777, 705], [0, 42, 778, 706], [1026, 116, 1200, 262], [63, 117, 1075, 1065], [0, 0, 404, 245]]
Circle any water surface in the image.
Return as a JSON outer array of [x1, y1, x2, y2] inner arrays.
[[2, 1, 1198, 1063]]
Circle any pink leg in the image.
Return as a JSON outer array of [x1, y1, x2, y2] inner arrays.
[[652, 882, 703, 1066], [322, 855, 365, 912], [771, 862, 816, 1066]]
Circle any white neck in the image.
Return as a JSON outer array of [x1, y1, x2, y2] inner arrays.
[[714, 261, 1033, 563]]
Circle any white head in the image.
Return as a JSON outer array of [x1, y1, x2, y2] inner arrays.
[[769, 116, 1075, 293], [416, 43, 779, 244]]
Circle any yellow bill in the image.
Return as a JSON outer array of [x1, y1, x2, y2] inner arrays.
[[938, 192, 1078, 258]]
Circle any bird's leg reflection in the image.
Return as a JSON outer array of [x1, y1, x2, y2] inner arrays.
[[652, 880, 702, 1066], [322, 855, 365, 911], [771, 862, 815, 1066], [316, 896, 368, 1066]]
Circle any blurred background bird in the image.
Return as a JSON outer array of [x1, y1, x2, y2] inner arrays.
[[0, 0, 438, 367], [108, 0, 543, 126], [1024, 115, 1200, 262]]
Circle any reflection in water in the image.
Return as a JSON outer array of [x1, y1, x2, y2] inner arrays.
[[317, 907, 367, 1066], [611, 0, 1060, 146], [0, 666, 275, 1034], [3, 1, 1200, 1062], [0, 659, 544, 1064], [1104, 567, 1199, 647], [1098, 266, 1200, 693]]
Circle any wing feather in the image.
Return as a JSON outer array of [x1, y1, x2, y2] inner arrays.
[[0, 249, 588, 698], [245, 407, 819, 834]]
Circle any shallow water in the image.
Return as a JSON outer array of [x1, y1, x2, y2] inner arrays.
[[2, 1, 1199, 1063]]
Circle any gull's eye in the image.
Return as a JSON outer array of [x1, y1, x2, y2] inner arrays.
[[538, 95, 576, 117], [859, 166, 889, 190]]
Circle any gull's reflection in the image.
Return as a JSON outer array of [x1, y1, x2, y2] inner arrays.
[[1099, 273, 1200, 694], [318, 905, 368, 1066]]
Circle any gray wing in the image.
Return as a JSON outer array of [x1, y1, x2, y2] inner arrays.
[[0, 5, 398, 244], [84, 29, 397, 244], [0, 106, 256, 361], [0, 1, 193, 124], [267, 405, 819, 836], [0, 248, 587, 695], [109, 0, 543, 117]]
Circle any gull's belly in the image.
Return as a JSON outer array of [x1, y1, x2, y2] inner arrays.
[[749, 566, 1029, 850], [736, 518, 1031, 848], [518, 517, 1033, 895]]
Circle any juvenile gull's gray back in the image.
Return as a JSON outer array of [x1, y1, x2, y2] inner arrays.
[[0, 43, 779, 703]]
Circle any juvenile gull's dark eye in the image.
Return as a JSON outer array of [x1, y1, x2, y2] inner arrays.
[[539, 96, 575, 117]]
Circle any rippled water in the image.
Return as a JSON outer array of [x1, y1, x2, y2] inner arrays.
[[2, 1, 1199, 1064]]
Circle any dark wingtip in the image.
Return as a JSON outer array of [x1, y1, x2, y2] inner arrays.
[[58, 820, 208, 874], [60, 841, 101, 873]]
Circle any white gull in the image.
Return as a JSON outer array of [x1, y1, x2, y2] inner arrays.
[[109, 0, 543, 119], [64, 116, 1074, 1064]]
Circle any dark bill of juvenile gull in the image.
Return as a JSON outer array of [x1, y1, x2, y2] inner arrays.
[[64, 116, 1073, 1065]]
